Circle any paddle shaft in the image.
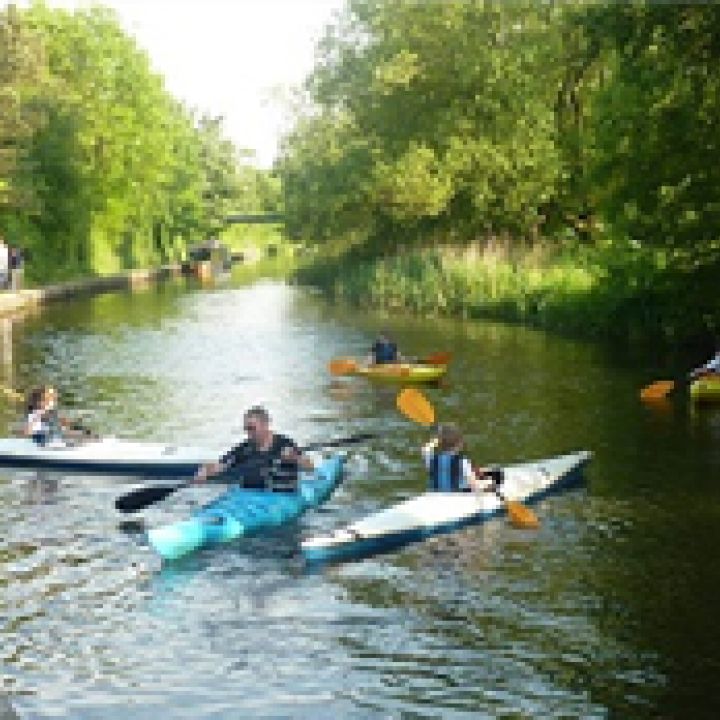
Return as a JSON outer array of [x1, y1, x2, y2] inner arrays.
[[114, 432, 375, 513]]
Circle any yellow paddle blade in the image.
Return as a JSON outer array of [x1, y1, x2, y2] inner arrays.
[[396, 388, 435, 426], [640, 380, 675, 402], [506, 500, 540, 529], [0, 386, 24, 403], [328, 357, 358, 376], [424, 351, 452, 366]]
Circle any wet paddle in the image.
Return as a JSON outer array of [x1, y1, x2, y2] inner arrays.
[[114, 432, 377, 513], [423, 351, 452, 366], [328, 357, 358, 376], [639, 380, 676, 402], [396, 388, 435, 426], [395, 388, 540, 530]]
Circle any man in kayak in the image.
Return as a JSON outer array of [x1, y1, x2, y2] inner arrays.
[[421, 423, 494, 492], [689, 346, 720, 379], [366, 332, 404, 365], [193, 406, 313, 492]]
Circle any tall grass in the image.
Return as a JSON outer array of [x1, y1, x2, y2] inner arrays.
[[298, 241, 720, 345]]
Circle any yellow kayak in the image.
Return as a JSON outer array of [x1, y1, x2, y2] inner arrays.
[[690, 375, 720, 403], [355, 363, 447, 384]]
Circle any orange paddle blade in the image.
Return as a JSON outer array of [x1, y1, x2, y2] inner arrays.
[[396, 388, 435, 426], [640, 380, 675, 402], [424, 352, 452, 366], [328, 358, 358, 376], [506, 500, 540, 529]]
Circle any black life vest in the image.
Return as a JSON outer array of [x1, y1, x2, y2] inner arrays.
[[221, 434, 299, 492]]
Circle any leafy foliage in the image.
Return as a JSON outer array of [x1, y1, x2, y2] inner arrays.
[[282, 0, 720, 342], [0, 3, 263, 282]]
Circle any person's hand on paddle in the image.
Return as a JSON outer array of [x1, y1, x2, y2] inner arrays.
[[193, 461, 223, 485], [281, 445, 314, 471]]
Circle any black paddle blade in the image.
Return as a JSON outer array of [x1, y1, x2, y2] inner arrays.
[[114, 484, 182, 513]]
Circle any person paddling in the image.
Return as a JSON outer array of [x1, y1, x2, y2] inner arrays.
[[193, 406, 313, 492], [421, 423, 496, 493], [366, 332, 404, 365], [689, 346, 720, 380], [23, 385, 89, 445]]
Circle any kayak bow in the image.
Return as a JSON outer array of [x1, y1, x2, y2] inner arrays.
[[148, 454, 345, 560], [0, 437, 214, 476], [302, 451, 591, 564]]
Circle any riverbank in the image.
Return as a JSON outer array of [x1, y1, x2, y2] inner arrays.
[[296, 242, 720, 349], [0, 264, 184, 318]]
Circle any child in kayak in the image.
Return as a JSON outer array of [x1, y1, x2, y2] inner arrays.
[[689, 346, 720, 379], [23, 385, 91, 445], [366, 332, 405, 365], [422, 423, 494, 493]]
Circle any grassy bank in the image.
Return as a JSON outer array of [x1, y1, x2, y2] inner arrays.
[[297, 242, 720, 347]]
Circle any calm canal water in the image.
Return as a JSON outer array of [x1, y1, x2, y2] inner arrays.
[[1, 270, 720, 719]]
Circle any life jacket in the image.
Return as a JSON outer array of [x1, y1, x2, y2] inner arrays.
[[373, 341, 398, 364], [222, 434, 299, 492], [428, 451, 465, 492]]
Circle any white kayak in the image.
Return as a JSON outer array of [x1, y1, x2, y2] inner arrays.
[[0, 437, 216, 476], [302, 450, 592, 564]]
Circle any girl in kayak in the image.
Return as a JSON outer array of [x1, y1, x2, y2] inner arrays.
[[421, 423, 489, 492], [193, 405, 313, 491], [23, 385, 90, 445]]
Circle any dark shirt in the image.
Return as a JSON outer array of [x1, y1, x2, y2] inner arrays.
[[371, 340, 398, 364], [9, 247, 22, 270], [220, 433, 299, 491]]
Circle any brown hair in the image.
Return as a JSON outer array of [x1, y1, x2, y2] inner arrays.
[[245, 406, 270, 424], [437, 422, 463, 452], [26, 386, 45, 413]]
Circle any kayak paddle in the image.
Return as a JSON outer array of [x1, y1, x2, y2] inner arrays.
[[423, 351, 452, 366], [114, 431, 377, 514], [395, 388, 540, 530], [328, 357, 358, 376], [639, 380, 676, 402], [396, 388, 435, 426]]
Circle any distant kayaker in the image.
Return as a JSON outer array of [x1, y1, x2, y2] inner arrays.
[[421, 423, 490, 493], [193, 405, 313, 491], [689, 347, 720, 379], [367, 332, 404, 365], [23, 385, 89, 445]]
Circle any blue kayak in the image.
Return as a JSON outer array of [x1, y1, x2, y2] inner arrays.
[[148, 454, 345, 560]]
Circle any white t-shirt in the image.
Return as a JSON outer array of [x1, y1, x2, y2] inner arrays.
[[702, 353, 720, 373], [26, 409, 48, 436]]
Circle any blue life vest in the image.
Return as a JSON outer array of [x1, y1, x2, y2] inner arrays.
[[428, 451, 465, 492], [372, 341, 398, 364]]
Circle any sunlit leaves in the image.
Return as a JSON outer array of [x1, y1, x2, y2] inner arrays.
[[1, 3, 249, 278]]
